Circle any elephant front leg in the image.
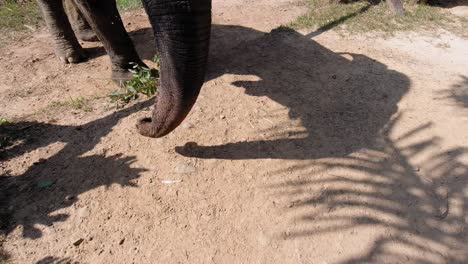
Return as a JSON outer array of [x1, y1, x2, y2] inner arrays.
[[73, 0, 146, 83], [36, 0, 87, 63], [64, 0, 97, 42]]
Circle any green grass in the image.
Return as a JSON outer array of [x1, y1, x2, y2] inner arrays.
[[0, 0, 141, 34], [116, 0, 142, 11], [289, 0, 468, 35], [68, 96, 93, 112], [0, 0, 42, 32], [109, 63, 158, 105], [0, 118, 9, 125], [49, 96, 93, 112]]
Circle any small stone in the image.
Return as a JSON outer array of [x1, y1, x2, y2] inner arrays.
[[65, 195, 74, 201], [33, 159, 46, 165], [73, 238, 84, 246], [77, 207, 89, 218], [119, 238, 125, 245], [220, 115, 226, 119], [257, 231, 270, 247], [181, 122, 194, 129], [174, 163, 196, 174]]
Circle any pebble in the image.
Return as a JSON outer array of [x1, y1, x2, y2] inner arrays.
[[73, 238, 84, 247], [174, 163, 196, 174], [77, 207, 90, 218], [181, 122, 194, 129], [33, 159, 46, 165]]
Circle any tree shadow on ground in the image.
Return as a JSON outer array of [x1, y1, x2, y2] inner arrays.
[[438, 75, 468, 110], [0, 100, 152, 240], [268, 115, 468, 263], [305, 3, 373, 38], [421, 0, 468, 7], [35, 256, 76, 264]]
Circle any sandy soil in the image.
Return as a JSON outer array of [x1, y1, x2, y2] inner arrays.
[[1, 0, 467, 263], [447, 0, 468, 17]]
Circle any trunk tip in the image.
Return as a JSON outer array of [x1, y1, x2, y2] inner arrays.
[[136, 117, 158, 138]]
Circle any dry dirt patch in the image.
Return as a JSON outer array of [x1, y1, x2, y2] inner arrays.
[[1, 0, 467, 263]]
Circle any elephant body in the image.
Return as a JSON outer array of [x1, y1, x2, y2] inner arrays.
[[37, 0, 212, 137]]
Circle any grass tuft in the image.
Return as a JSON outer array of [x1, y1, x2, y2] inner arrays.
[[0, 0, 42, 32], [116, 0, 142, 11], [49, 96, 92, 112], [0, 0, 142, 32], [273, 25, 296, 33], [289, 0, 468, 35], [0, 118, 9, 125], [69, 96, 92, 112]]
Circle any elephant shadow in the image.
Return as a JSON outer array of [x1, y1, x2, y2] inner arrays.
[[176, 25, 410, 159]]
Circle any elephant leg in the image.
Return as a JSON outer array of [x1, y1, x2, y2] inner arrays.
[[36, 0, 87, 63], [63, 0, 97, 42], [73, 0, 145, 82]]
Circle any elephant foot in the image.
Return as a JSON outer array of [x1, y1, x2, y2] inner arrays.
[[56, 46, 87, 64], [76, 29, 98, 42], [111, 62, 155, 85]]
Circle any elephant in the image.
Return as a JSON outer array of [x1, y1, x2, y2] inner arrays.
[[36, 0, 212, 138]]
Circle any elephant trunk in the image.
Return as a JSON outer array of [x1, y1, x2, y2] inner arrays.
[[137, 0, 211, 138]]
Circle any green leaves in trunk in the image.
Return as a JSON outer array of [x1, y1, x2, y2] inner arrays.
[[109, 63, 158, 105]]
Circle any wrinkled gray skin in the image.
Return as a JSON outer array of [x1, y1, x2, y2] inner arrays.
[[37, 0, 212, 137]]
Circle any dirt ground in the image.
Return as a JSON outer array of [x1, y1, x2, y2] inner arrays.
[[1, 0, 468, 263]]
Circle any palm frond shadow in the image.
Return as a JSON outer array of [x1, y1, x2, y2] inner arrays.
[[268, 114, 467, 263], [437, 75, 468, 110]]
